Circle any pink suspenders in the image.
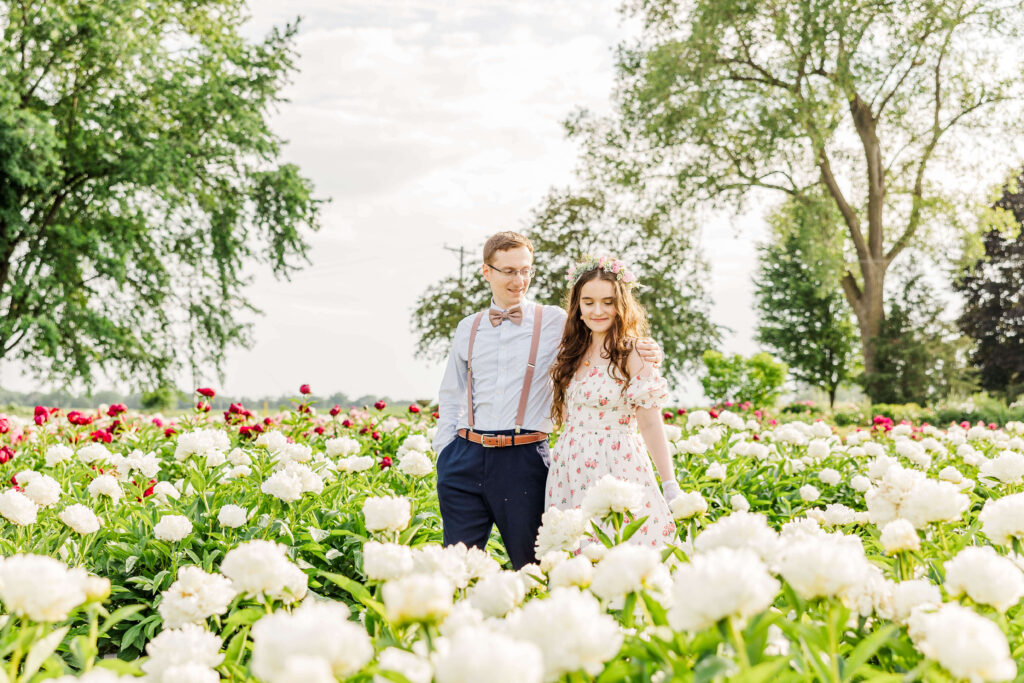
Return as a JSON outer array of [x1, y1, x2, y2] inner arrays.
[[465, 304, 544, 433]]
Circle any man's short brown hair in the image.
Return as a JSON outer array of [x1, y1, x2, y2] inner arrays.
[[483, 232, 534, 264]]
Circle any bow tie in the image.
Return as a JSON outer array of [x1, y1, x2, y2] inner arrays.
[[489, 306, 523, 327]]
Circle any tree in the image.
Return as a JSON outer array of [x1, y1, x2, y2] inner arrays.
[[755, 199, 858, 408], [862, 266, 977, 405], [565, 0, 1024, 395], [411, 186, 721, 381], [0, 1, 321, 388], [700, 350, 787, 408], [955, 172, 1024, 401]]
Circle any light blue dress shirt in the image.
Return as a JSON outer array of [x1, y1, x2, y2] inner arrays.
[[433, 298, 568, 454]]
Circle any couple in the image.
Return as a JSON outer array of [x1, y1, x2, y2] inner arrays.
[[431, 232, 681, 569]]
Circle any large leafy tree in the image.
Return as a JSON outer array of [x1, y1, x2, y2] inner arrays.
[[566, 0, 1024, 396], [956, 173, 1024, 401], [0, 1, 321, 387], [412, 187, 721, 381], [755, 199, 858, 408], [863, 266, 976, 405]]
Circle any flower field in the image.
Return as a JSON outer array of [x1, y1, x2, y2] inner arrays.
[[1, 391, 1024, 682]]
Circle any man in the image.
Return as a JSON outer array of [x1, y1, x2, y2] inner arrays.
[[431, 231, 662, 568]]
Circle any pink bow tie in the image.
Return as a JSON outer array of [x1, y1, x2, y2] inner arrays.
[[489, 307, 523, 327]]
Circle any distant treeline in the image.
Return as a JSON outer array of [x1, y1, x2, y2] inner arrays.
[[0, 387, 427, 413]]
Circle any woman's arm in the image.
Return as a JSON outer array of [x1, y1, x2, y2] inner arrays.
[[627, 350, 678, 493]]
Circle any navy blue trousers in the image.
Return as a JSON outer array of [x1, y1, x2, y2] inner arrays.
[[436, 430, 549, 569]]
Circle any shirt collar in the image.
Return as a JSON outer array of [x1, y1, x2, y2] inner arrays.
[[490, 297, 532, 313]]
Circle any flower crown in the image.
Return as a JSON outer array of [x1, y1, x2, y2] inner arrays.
[[567, 254, 640, 288]]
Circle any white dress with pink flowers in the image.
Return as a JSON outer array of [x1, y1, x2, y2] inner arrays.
[[545, 363, 676, 547]]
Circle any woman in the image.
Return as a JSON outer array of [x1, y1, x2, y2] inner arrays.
[[546, 255, 681, 547]]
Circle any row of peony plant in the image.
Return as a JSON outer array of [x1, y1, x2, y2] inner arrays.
[[1, 389, 1024, 680]]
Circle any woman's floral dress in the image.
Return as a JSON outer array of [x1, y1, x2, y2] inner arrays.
[[546, 363, 676, 547]]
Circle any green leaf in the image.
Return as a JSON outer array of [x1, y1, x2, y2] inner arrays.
[[589, 521, 615, 548], [99, 604, 147, 636], [694, 654, 734, 683], [620, 514, 650, 543], [23, 626, 69, 680], [842, 624, 899, 682]]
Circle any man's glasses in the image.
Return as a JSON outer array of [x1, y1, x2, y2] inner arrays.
[[487, 264, 535, 279]]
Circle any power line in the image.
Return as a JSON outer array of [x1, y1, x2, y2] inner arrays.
[[443, 244, 469, 287]]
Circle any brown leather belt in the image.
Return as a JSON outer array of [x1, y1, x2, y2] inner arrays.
[[457, 429, 547, 448]]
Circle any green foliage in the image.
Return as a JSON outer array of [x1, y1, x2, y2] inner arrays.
[[0, 0, 322, 388], [860, 267, 977, 405], [955, 169, 1024, 402], [701, 350, 787, 408], [755, 199, 859, 408], [412, 187, 722, 381], [567, 0, 1024, 389], [139, 386, 183, 412]]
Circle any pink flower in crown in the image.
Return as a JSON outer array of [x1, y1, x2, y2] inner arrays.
[[612, 260, 622, 274], [621, 271, 636, 284]]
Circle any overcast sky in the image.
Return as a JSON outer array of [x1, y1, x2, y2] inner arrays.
[[8, 0, 766, 402]]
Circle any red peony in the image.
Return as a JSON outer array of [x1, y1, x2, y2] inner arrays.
[[299, 384, 311, 395], [0, 447, 14, 464], [314, 426, 324, 435], [409, 405, 420, 414], [379, 456, 393, 469], [107, 403, 127, 417], [432, 411, 439, 420], [342, 419, 353, 428], [371, 431, 381, 441], [662, 412, 673, 421], [330, 405, 341, 417], [676, 408, 687, 415], [196, 387, 216, 397], [374, 400, 387, 410]]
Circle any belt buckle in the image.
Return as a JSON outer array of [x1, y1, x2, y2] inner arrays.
[[480, 433, 498, 448]]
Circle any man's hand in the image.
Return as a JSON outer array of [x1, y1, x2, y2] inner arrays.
[[636, 337, 663, 366]]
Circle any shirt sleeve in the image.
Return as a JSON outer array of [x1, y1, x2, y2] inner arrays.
[[433, 318, 469, 453], [627, 367, 670, 411]]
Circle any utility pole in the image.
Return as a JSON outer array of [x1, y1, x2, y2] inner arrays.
[[443, 244, 468, 287]]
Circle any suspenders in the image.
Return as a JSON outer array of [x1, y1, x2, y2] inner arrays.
[[465, 303, 544, 433]]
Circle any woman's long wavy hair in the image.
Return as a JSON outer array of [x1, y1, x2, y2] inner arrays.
[[549, 268, 649, 425]]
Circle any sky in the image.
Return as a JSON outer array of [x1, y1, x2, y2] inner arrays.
[[5, 0, 766, 403]]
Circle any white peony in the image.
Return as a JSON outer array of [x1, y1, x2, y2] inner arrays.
[[397, 450, 434, 476], [0, 554, 89, 621], [142, 624, 223, 682], [668, 547, 780, 631], [325, 436, 362, 457], [777, 532, 873, 600], [818, 468, 841, 486], [221, 540, 308, 603], [217, 504, 248, 528], [77, 443, 112, 464], [150, 481, 179, 505], [0, 489, 37, 525], [363, 495, 412, 533], [362, 541, 415, 581], [87, 474, 123, 502], [382, 573, 454, 623], [58, 504, 101, 534], [730, 494, 751, 512], [261, 469, 304, 502], [979, 493, 1024, 546], [45, 444, 75, 467], [799, 484, 820, 502], [375, 648, 433, 683], [944, 546, 1024, 613], [153, 515, 193, 542], [581, 475, 643, 520], [589, 544, 666, 601], [434, 626, 543, 683], [534, 506, 587, 556], [850, 474, 871, 492], [505, 587, 622, 681], [705, 462, 727, 481], [888, 579, 941, 624], [670, 490, 709, 520], [467, 571, 527, 617], [908, 603, 1016, 682], [159, 566, 236, 628], [548, 556, 594, 589], [694, 511, 781, 565], [251, 600, 372, 683], [879, 519, 921, 553], [337, 456, 375, 472], [980, 450, 1024, 484], [173, 428, 231, 462], [687, 410, 712, 429]]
